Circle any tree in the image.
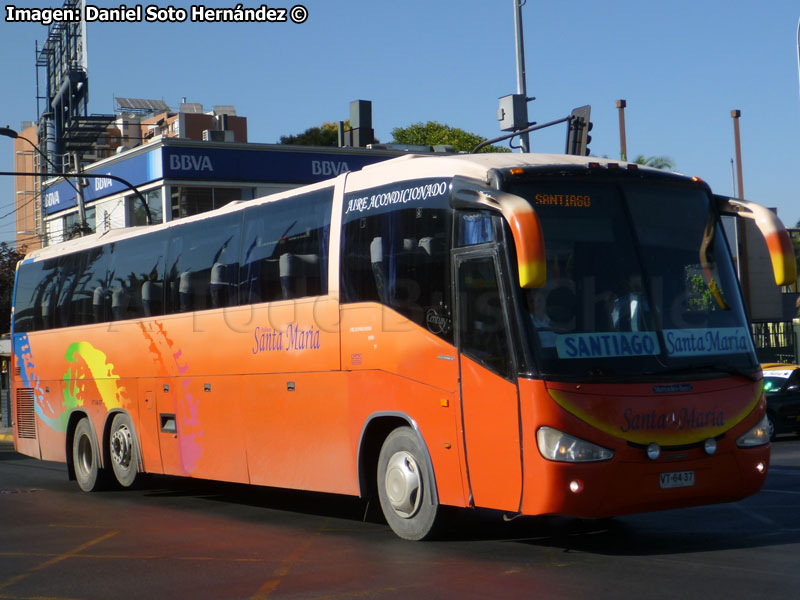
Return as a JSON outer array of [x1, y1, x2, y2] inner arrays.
[[279, 121, 345, 146], [632, 154, 675, 170], [0, 242, 25, 333], [391, 121, 510, 154]]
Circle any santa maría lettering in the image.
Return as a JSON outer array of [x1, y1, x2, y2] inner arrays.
[[252, 323, 320, 355]]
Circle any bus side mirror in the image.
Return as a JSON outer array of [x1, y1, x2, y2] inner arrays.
[[451, 180, 546, 288], [715, 195, 797, 287]]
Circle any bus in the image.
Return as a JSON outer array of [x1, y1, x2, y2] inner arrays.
[[10, 153, 796, 540]]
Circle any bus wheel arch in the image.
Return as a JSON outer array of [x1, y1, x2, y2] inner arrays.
[[104, 411, 142, 488], [359, 414, 440, 540]]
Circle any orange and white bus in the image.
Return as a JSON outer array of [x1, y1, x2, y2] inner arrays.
[[10, 153, 796, 539]]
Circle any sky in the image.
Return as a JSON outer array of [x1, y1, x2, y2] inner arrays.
[[1, 0, 799, 247]]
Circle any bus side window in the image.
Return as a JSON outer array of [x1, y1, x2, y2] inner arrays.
[[456, 211, 495, 247], [166, 215, 241, 314], [55, 254, 81, 328], [341, 206, 453, 343], [108, 231, 169, 320], [70, 247, 108, 326], [239, 188, 332, 304], [13, 260, 47, 333], [457, 256, 513, 379], [37, 259, 59, 331]]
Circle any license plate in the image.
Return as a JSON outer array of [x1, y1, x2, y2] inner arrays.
[[659, 470, 695, 489]]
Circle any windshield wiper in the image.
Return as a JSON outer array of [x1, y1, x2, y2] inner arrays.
[[645, 362, 759, 382]]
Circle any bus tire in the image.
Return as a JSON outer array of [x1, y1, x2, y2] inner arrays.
[[73, 418, 102, 492], [377, 426, 439, 541], [109, 413, 139, 488]]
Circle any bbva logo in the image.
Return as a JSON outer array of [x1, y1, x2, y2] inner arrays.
[[169, 154, 214, 172], [311, 160, 349, 176], [44, 190, 60, 208]]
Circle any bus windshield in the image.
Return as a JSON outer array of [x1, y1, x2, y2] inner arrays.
[[505, 178, 758, 380]]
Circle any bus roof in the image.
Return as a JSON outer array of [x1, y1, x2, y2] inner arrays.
[[20, 152, 674, 264]]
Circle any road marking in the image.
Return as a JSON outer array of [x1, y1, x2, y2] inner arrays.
[[761, 488, 800, 495], [0, 593, 80, 600], [0, 530, 119, 593], [251, 530, 321, 599], [732, 503, 777, 527]]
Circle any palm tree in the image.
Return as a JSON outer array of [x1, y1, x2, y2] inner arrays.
[[631, 154, 674, 170]]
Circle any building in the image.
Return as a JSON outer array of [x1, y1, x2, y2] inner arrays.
[[39, 133, 406, 246], [13, 98, 407, 248]]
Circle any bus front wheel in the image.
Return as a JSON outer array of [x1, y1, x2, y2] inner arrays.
[[377, 426, 439, 540], [109, 413, 139, 488], [73, 418, 102, 492]]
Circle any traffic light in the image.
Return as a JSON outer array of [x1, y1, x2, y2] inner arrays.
[[565, 105, 592, 156]]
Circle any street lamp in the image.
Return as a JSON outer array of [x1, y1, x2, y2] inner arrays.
[[1, 171, 153, 225], [0, 125, 89, 238], [1, 126, 153, 233]]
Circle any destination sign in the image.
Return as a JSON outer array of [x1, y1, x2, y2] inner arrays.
[[534, 193, 591, 208]]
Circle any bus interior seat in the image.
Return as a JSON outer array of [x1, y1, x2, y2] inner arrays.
[[279, 253, 320, 299]]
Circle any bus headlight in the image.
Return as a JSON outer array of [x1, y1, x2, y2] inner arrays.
[[536, 427, 614, 462], [736, 415, 770, 448]]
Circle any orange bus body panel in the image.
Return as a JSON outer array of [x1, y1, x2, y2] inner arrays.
[[517, 378, 769, 518], [459, 355, 522, 512]]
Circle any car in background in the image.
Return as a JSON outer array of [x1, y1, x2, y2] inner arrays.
[[761, 363, 800, 440]]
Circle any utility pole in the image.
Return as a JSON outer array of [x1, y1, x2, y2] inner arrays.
[[731, 110, 744, 199], [616, 99, 628, 161], [513, 0, 530, 152], [73, 151, 87, 234], [731, 109, 749, 312]]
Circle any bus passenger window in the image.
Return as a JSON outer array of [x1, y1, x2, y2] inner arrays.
[[70, 247, 108, 326], [341, 204, 453, 343], [165, 216, 241, 314], [107, 231, 168, 320], [239, 188, 332, 304]]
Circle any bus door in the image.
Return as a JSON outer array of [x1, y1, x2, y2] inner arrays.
[[454, 249, 523, 512]]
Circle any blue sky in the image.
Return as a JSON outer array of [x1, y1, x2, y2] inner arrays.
[[2, 0, 799, 246]]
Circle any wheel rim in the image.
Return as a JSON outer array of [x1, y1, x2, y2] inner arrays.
[[384, 451, 422, 518], [768, 417, 775, 440], [111, 424, 133, 469], [77, 434, 93, 477]]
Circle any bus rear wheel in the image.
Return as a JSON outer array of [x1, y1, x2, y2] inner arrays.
[[109, 413, 139, 488], [377, 426, 439, 541], [73, 418, 102, 492]]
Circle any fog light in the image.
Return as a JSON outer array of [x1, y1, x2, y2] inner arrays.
[[756, 462, 766, 474], [646, 443, 661, 460], [704, 438, 717, 455], [569, 479, 584, 493]]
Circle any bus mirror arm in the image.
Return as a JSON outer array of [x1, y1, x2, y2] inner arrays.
[[450, 180, 547, 288], [715, 195, 797, 286]]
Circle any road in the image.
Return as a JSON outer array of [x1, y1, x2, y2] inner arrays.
[[1, 435, 799, 600]]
